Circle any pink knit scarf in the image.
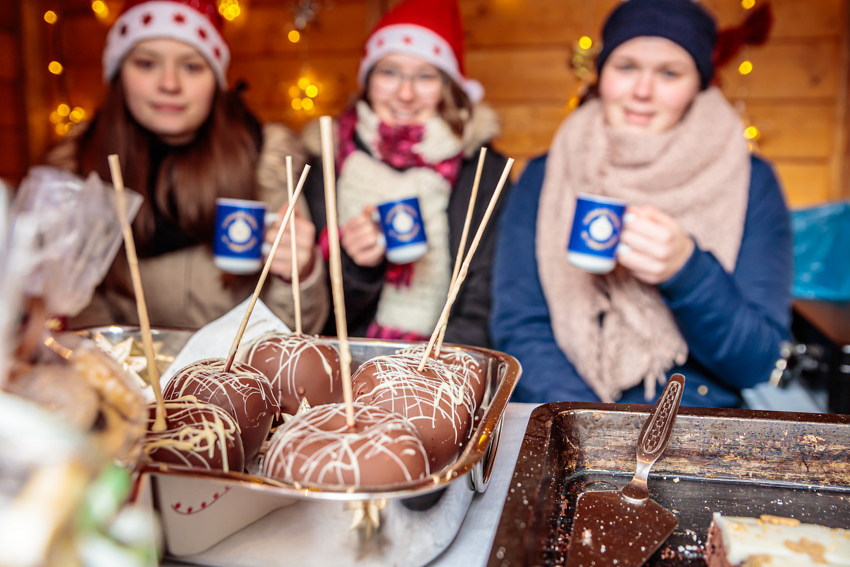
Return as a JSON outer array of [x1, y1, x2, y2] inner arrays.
[[536, 87, 751, 402]]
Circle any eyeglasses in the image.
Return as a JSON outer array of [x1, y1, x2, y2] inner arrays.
[[370, 67, 444, 97]]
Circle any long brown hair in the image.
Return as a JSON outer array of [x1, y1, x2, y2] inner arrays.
[[75, 78, 261, 251]]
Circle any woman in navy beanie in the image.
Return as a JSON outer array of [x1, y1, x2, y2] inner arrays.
[[491, 0, 793, 408]]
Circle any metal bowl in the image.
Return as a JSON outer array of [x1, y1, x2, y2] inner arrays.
[[81, 327, 521, 566]]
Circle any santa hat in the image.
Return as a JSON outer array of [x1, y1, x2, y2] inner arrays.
[[103, 0, 230, 88], [358, 0, 483, 103]]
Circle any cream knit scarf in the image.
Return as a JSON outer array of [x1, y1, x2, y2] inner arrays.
[[336, 101, 463, 336], [536, 87, 750, 402]]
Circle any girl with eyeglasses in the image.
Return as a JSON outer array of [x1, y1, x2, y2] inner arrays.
[[301, 0, 511, 347]]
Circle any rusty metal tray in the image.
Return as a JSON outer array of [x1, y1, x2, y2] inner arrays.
[[488, 403, 850, 566]]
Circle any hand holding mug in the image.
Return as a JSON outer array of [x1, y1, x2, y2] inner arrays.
[[265, 206, 317, 280], [341, 205, 386, 268], [617, 205, 695, 285], [567, 194, 627, 274]]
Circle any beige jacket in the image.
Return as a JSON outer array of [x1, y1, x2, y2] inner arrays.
[[46, 123, 330, 333]]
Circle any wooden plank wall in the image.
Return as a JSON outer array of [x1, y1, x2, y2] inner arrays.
[[11, 0, 850, 207], [0, 0, 25, 184]]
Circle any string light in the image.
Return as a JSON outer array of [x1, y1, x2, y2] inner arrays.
[[91, 1, 109, 19], [578, 36, 593, 50], [49, 104, 87, 137], [738, 60, 753, 75], [44, 11, 58, 24], [218, 0, 242, 22], [289, 76, 319, 115], [288, 30, 301, 43], [741, 0, 755, 9], [48, 61, 63, 75]]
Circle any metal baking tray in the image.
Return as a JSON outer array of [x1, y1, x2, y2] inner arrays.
[[78, 327, 521, 566], [488, 403, 850, 566]]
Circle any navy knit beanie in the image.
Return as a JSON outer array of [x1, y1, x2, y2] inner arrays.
[[597, 0, 717, 88]]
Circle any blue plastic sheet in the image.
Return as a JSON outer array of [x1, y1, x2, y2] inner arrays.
[[791, 200, 850, 301]]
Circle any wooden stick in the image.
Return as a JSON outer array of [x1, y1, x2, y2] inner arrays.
[[286, 156, 302, 335], [418, 158, 513, 371], [435, 147, 487, 355], [223, 165, 311, 372], [320, 115, 355, 429], [107, 154, 166, 432]]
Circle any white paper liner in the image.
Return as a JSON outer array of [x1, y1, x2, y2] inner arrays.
[[149, 298, 290, 401]]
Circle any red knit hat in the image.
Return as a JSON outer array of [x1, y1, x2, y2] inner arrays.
[[103, 0, 230, 88], [358, 0, 483, 102]]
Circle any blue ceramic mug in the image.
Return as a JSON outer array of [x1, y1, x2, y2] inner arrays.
[[213, 198, 267, 274], [567, 194, 627, 274], [376, 197, 428, 264]]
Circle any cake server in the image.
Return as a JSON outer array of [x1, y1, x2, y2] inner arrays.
[[565, 373, 685, 567]]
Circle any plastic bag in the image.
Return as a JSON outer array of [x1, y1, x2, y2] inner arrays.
[[11, 167, 143, 317], [791, 200, 850, 301]]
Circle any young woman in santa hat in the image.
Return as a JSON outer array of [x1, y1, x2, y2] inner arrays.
[[44, 0, 328, 331], [301, 0, 510, 347], [491, 0, 792, 408]]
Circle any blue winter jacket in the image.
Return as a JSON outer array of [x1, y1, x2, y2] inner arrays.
[[490, 154, 793, 408]]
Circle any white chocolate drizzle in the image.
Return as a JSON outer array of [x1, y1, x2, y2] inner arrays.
[[353, 354, 476, 445], [142, 397, 242, 472], [396, 344, 486, 409], [163, 358, 278, 432], [262, 403, 429, 487], [242, 333, 340, 409]]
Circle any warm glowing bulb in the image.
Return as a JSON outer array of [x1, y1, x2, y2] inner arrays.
[[305, 85, 318, 98], [69, 109, 84, 123], [49, 111, 62, 124], [297, 77, 310, 90], [743, 126, 759, 139], [568, 96, 580, 110], [301, 98, 314, 110], [738, 60, 753, 75], [288, 30, 301, 43], [578, 36, 593, 50], [57, 104, 70, 117], [291, 98, 303, 110], [91, 1, 108, 15], [44, 11, 58, 24], [48, 61, 63, 75], [288, 85, 301, 98], [741, 0, 755, 9]]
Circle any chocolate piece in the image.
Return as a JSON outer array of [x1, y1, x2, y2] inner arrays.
[[351, 354, 475, 471], [164, 358, 278, 463], [241, 333, 341, 415], [262, 403, 429, 488], [396, 344, 488, 409], [142, 399, 244, 473]]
